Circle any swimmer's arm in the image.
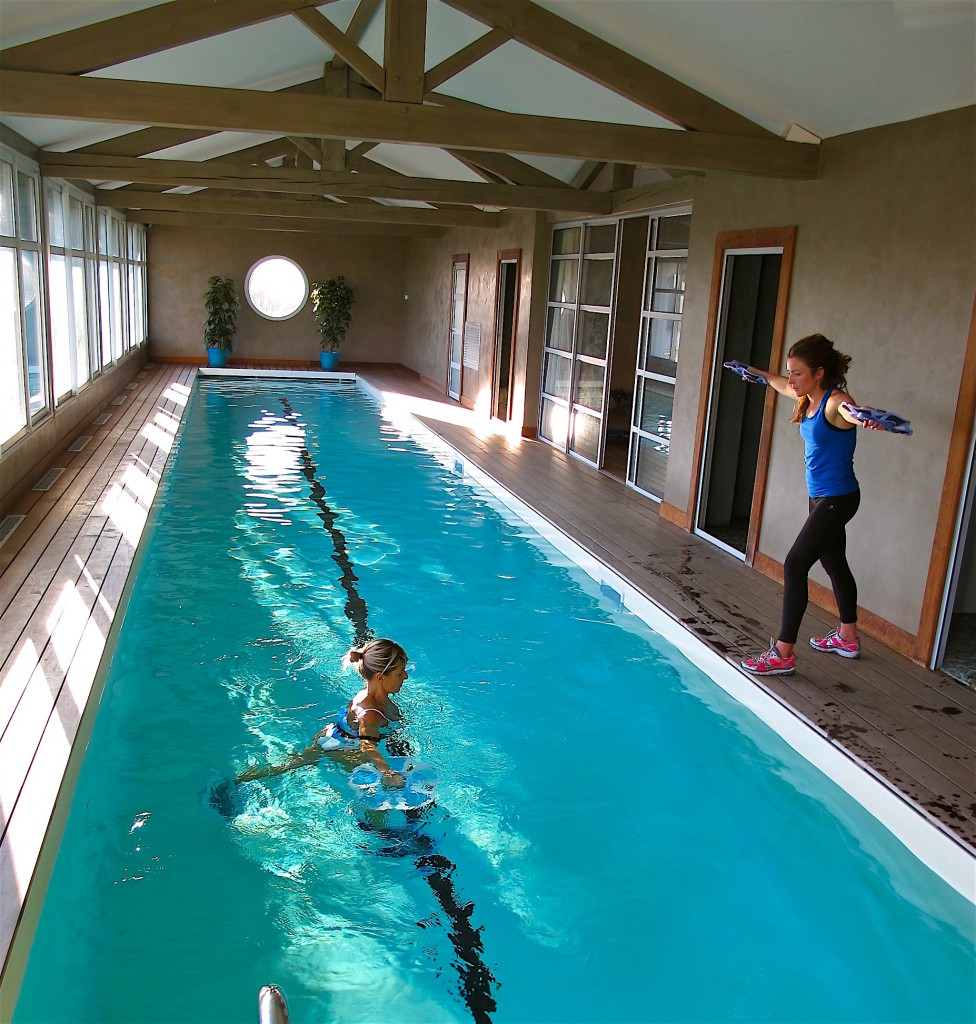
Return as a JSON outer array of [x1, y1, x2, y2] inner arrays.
[[236, 743, 324, 784]]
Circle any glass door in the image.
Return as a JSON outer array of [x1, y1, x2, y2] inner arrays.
[[628, 212, 690, 499], [448, 255, 467, 401], [539, 222, 617, 466]]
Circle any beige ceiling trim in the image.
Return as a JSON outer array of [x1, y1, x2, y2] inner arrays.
[[129, 209, 444, 237], [2, 70, 819, 177], [384, 0, 427, 104], [441, 0, 777, 139], [0, 0, 327, 76], [42, 153, 611, 213], [96, 187, 500, 229]]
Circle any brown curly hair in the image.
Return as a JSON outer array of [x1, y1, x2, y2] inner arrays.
[[788, 334, 852, 423]]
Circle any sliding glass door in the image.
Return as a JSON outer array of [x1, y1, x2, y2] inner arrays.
[[539, 222, 617, 466]]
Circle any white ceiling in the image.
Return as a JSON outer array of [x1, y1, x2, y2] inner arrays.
[[1, 0, 974, 188]]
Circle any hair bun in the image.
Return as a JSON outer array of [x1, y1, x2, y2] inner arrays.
[[347, 648, 364, 663]]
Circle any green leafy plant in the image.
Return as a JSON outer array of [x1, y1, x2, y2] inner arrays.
[[310, 276, 354, 352], [203, 275, 239, 351]]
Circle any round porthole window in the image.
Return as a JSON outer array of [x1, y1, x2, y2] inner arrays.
[[245, 255, 308, 321]]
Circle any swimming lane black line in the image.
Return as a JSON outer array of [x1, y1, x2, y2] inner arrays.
[[278, 395, 499, 1021], [279, 396, 372, 646]]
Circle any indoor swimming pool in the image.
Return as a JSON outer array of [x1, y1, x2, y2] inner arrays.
[[13, 377, 975, 1023]]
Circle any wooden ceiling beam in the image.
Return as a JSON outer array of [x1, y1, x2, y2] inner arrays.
[[71, 78, 327, 159], [0, 0, 327, 76], [331, 0, 382, 70], [422, 91, 569, 187], [292, 8, 385, 93], [96, 188, 500, 229], [130, 209, 444, 237], [425, 28, 510, 91], [41, 153, 611, 212], [571, 161, 604, 190], [1, 70, 819, 178], [441, 0, 777, 139], [384, 0, 427, 103]]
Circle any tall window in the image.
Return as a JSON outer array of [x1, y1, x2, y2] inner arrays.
[[539, 221, 618, 465], [1, 147, 47, 448], [127, 223, 147, 348], [629, 210, 691, 500], [1, 147, 148, 453], [46, 181, 98, 403]]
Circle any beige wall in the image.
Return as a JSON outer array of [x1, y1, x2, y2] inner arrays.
[[400, 210, 545, 431], [668, 106, 976, 636], [147, 226, 409, 364]]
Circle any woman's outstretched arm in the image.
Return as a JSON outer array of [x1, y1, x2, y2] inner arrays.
[[236, 743, 324, 784]]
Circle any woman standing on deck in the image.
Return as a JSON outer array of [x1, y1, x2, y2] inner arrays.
[[732, 334, 888, 677]]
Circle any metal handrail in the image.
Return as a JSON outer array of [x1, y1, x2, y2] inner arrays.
[[258, 984, 290, 1024]]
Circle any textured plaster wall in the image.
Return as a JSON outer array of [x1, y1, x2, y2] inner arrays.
[[400, 210, 545, 430], [147, 227, 408, 363], [668, 106, 976, 635]]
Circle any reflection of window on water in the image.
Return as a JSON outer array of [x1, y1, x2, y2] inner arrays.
[[245, 256, 308, 321]]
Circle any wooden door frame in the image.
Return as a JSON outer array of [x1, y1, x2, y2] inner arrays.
[[685, 226, 797, 564], [447, 253, 470, 400], [916, 292, 976, 664], [490, 248, 521, 423]]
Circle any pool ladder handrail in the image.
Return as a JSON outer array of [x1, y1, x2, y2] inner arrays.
[[258, 984, 290, 1024]]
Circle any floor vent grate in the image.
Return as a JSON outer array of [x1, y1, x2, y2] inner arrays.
[[93, 413, 112, 426], [33, 468, 65, 491], [125, 382, 138, 390], [0, 515, 25, 549], [67, 435, 93, 452], [111, 394, 127, 406]]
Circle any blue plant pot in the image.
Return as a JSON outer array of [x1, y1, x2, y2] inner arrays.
[[320, 351, 340, 370], [207, 347, 228, 368]]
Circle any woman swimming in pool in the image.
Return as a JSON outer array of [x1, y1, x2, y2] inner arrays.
[[728, 334, 893, 676], [237, 637, 410, 787]]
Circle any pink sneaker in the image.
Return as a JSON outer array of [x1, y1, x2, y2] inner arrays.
[[809, 629, 861, 659], [741, 641, 796, 676]]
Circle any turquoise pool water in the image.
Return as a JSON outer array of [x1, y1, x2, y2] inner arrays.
[[14, 378, 975, 1024]]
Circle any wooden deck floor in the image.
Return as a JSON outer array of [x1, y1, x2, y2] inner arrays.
[[2, 360, 973, 976]]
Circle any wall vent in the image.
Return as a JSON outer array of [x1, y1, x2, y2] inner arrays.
[[33, 468, 65, 491], [0, 515, 25, 549], [93, 413, 112, 426], [67, 435, 93, 452]]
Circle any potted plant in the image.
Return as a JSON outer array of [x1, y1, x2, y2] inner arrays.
[[203, 275, 239, 368], [310, 275, 354, 370]]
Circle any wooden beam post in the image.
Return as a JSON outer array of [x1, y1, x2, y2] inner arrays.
[[384, 0, 427, 103]]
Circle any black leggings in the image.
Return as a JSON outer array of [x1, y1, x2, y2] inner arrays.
[[779, 490, 860, 645]]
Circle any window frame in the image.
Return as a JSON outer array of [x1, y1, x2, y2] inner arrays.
[[1, 145, 48, 451]]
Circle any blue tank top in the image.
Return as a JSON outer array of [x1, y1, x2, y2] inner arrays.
[[799, 389, 858, 498]]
